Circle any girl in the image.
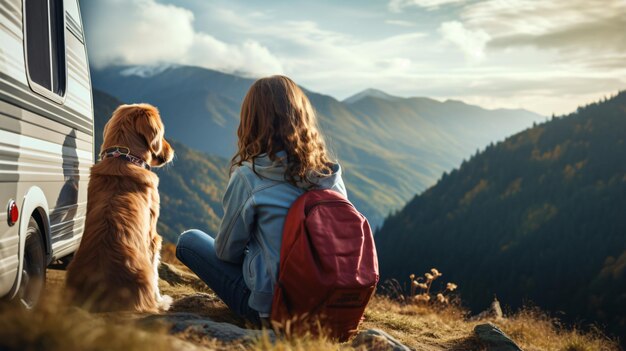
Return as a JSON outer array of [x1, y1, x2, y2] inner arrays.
[[176, 75, 346, 324]]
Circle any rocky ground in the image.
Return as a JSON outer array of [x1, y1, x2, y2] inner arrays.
[[0, 249, 619, 351]]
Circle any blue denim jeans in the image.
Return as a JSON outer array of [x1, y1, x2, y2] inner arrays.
[[175, 229, 261, 325]]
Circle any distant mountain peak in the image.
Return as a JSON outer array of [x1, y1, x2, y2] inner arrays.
[[119, 64, 180, 78], [443, 98, 468, 105], [343, 88, 399, 104]]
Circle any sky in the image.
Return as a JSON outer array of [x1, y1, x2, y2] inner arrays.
[[79, 0, 626, 116]]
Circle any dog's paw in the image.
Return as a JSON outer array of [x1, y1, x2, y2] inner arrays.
[[157, 294, 173, 311]]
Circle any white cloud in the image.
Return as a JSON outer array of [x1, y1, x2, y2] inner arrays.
[[83, 0, 283, 76], [183, 35, 282, 76], [385, 20, 417, 27], [177, 3, 624, 115], [459, 0, 626, 56], [376, 58, 413, 72], [85, 0, 195, 67], [439, 21, 490, 61], [388, 0, 466, 12], [81, 0, 626, 116]]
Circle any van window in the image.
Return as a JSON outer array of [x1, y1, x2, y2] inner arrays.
[[25, 0, 66, 97]]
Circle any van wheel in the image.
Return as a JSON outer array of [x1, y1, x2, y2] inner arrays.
[[18, 217, 46, 309]]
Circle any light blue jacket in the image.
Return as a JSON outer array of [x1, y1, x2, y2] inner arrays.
[[214, 151, 347, 315]]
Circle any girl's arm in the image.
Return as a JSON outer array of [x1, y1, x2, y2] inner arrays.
[[214, 167, 255, 263]]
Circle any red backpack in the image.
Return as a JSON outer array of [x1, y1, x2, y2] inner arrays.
[[270, 189, 379, 341]]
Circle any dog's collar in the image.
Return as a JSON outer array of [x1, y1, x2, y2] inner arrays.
[[100, 146, 151, 170]]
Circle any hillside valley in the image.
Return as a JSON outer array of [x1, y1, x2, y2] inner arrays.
[[62, 73, 625, 351], [375, 92, 626, 341], [91, 65, 543, 226]]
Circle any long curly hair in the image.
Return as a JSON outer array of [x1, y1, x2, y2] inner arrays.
[[231, 75, 333, 186]]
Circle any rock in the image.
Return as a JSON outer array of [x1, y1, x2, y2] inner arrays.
[[140, 313, 274, 343], [474, 323, 523, 351], [169, 293, 244, 326], [351, 329, 411, 351], [159, 262, 212, 294], [171, 293, 223, 313], [159, 262, 200, 286], [491, 298, 504, 320], [472, 297, 504, 321]]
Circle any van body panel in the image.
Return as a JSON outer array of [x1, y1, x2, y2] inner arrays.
[[0, 0, 93, 298]]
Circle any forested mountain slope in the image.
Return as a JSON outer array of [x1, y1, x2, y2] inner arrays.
[[376, 92, 626, 339]]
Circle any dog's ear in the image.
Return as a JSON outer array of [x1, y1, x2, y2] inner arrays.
[[134, 104, 163, 156]]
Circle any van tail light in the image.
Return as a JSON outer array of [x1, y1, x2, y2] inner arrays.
[[8, 200, 18, 226]]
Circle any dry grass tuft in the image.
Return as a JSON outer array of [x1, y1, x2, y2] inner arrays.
[[362, 296, 475, 351], [499, 308, 619, 351], [361, 296, 621, 351], [252, 331, 356, 351], [0, 290, 183, 351]]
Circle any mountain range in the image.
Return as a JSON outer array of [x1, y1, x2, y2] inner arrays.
[[375, 92, 626, 340], [91, 64, 543, 226], [91, 66, 625, 341]]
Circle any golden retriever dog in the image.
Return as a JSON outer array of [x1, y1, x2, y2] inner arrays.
[[67, 104, 174, 313]]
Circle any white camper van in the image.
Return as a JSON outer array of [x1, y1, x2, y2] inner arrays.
[[0, 0, 93, 307]]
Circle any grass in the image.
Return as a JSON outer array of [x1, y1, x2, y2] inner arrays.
[[362, 297, 620, 351], [0, 288, 179, 351], [0, 243, 620, 351], [498, 308, 619, 351]]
